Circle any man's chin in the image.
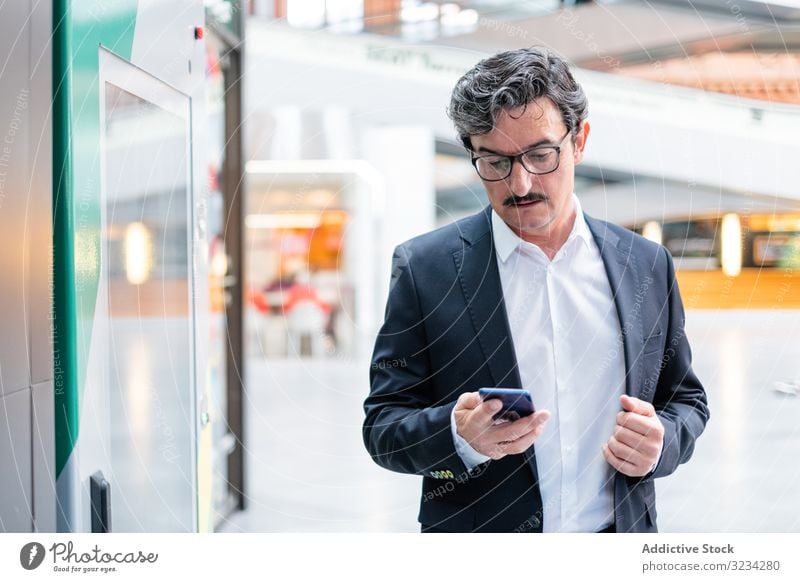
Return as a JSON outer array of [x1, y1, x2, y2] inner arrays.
[[504, 210, 555, 233]]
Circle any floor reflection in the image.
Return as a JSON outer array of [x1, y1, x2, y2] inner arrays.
[[109, 318, 194, 532], [220, 310, 800, 532]]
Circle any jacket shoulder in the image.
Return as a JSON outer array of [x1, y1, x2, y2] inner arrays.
[[395, 209, 490, 259], [586, 215, 667, 262]]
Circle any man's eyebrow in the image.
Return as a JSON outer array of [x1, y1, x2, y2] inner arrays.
[[475, 137, 557, 154]]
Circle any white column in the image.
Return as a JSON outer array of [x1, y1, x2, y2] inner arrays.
[[360, 125, 436, 328]]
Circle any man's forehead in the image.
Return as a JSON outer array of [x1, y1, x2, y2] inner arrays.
[[472, 101, 565, 153]]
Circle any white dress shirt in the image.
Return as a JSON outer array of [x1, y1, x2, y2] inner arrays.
[[451, 194, 627, 532]]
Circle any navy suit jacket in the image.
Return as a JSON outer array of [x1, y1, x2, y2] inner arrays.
[[363, 206, 709, 532]]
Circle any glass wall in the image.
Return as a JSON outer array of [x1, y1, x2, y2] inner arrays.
[[102, 76, 195, 531]]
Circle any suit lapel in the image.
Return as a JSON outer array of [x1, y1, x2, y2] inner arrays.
[[585, 214, 645, 399], [452, 208, 522, 390], [454, 209, 538, 486]]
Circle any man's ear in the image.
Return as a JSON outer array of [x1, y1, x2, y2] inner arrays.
[[573, 120, 590, 165]]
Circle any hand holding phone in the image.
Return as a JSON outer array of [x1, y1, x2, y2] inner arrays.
[[478, 388, 535, 422], [454, 390, 550, 459]]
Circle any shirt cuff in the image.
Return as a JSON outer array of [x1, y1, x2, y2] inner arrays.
[[450, 407, 491, 472], [648, 438, 665, 475]]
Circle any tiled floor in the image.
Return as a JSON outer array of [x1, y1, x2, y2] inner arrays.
[[218, 310, 800, 533], [217, 357, 421, 532]]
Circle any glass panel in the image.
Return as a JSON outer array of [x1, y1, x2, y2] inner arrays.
[[103, 82, 194, 531]]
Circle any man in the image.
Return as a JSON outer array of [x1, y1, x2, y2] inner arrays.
[[363, 47, 709, 533]]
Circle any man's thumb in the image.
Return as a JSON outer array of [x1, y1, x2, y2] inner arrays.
[[456, 391, 481, 410], [620, 394, 655, 416]]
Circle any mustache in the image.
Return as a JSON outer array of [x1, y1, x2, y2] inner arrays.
[[503, 193, 548, 207]]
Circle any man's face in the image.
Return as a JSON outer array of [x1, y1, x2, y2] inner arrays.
[[470, 98, 589, 239]]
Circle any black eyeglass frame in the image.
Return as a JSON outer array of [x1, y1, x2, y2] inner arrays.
[[469, 129, 573, 182]]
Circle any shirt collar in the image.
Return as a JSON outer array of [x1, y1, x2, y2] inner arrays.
[[491, 194, 593, 263]]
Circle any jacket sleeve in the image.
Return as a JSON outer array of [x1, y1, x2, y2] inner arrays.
[[362, 243, 469, 477], [650, 247, 710, 479]]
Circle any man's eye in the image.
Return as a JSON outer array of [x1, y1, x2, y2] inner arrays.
[[527, 152, 552, 162], [486, 158, 507, 168]]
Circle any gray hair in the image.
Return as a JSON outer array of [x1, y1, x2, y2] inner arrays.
[[447, 47, 588, 150]]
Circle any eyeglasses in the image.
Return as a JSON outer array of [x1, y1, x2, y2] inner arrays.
[[470, 130, 572, 182]]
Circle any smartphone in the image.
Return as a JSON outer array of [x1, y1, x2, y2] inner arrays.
[[478, 388, 535, 422]]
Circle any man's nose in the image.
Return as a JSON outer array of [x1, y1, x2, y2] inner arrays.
[[505, 159, 534, 198]]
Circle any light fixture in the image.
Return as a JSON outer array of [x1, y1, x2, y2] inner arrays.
[[124, 222, 154, 285], [641, 221, 663, 245], [720, 213, 742, 277]]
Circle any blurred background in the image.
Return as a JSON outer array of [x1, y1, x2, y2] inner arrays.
[[1, 0, 800, 534]]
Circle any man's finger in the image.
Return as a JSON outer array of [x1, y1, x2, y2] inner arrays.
[[602, 443, 639, 475], [616, 411, 659, 437], [613, 425, 653, 449], [455, 391, 481, 411], [457, 400, 504, 436], [620, 394, 655, 416], [491, 410, 550, 442], [606, 436, 646, 467], [501, 421, 548, 455], [490, 416, 535, 443]]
